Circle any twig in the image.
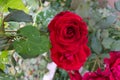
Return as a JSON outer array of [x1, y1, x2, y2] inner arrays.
[[5, 30, 17, 32], [91, 58, 97, 72]]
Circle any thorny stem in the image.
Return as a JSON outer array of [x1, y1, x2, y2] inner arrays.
[[96, 56, 101, 68], [91, 55, 103, 71]]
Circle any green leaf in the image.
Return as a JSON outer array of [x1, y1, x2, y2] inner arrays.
[[0, 64, 5, 71], [114, 0, 120, 12], [97, 15, 117, 29], [111, 40, 120, 51], [91, 33, 102, 54], [102, 38, 114, 49], [88, 19, 96, 31], [4, 9, 33, 22], [75, 2, 90, 18], [90, 10, 101, 22], [13, 25, 49, 59], [0, 51, 9, 66], [100, 30, 109, 39], [0, 51, 8, 58], [0, 0, 28, 12], [0, 51, 9, 71]]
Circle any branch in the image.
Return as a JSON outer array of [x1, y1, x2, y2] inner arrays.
[[0, 13, 5, 33]]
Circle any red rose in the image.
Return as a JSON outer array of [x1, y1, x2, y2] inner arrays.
[[68, 70, 82, 80], [83, 69, 110, 80], [104, 51, 120, 80], [48, 11, 90, 70]]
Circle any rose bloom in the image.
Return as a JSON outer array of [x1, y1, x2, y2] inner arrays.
[[48, 11, 90, 70], [104, 51, 120, 80], [82, 69, 110, 80]]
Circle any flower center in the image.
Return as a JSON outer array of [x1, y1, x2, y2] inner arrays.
[[59, 53, 74, 63], [65, 27, 75, 39], [64, 53, 74, 61]]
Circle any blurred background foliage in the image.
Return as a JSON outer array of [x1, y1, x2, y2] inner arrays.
[[0, 0, 120, 80]]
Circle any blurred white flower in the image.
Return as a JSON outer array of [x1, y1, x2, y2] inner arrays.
[[43, 62, 57, 80]]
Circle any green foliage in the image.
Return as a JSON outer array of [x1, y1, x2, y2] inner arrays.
[[114, 0, 120, 12], [97, 15, 117, 29], [82, 0, 119, 71], [13, 25, 49, 59], [0, 0, 28, 12], [0, 72, 15, 80], [36, 8, 58, 30], [50, 0, 71, 10], [1, 0, 120, 79], [0, 37, 9, 51]]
